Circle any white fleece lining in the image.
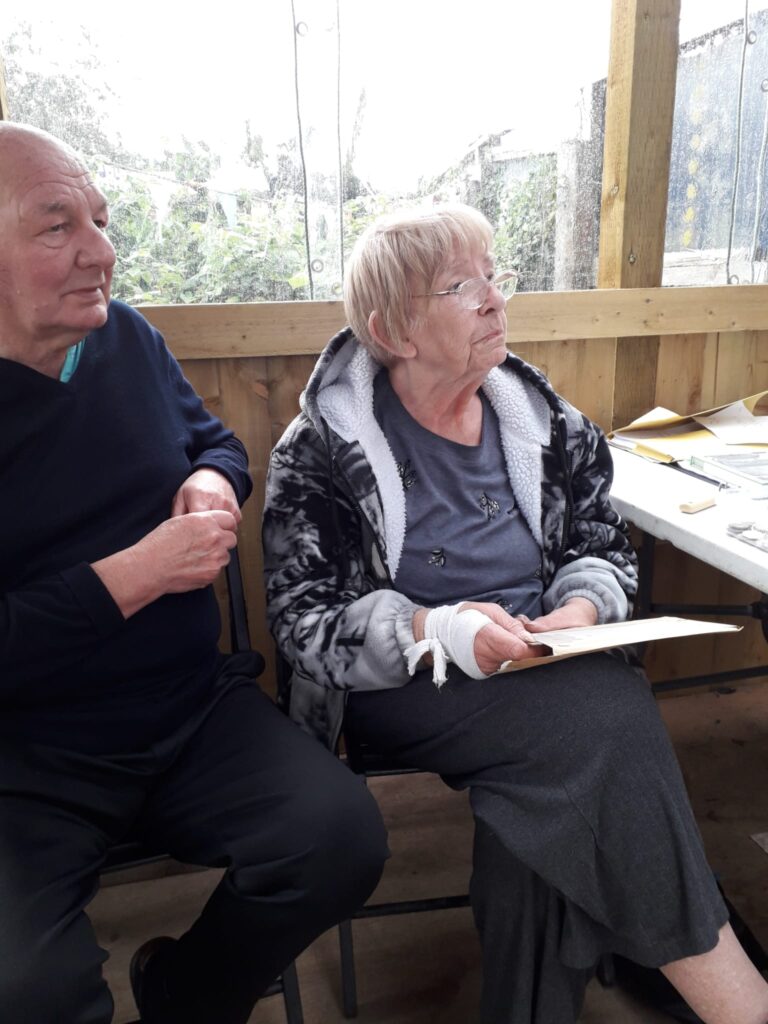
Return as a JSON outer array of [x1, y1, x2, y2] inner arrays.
[[482, 367, 550, 545], [316, 349, 554, 576], [316, 346, 408, 576]]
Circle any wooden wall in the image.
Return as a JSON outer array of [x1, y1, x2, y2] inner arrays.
[[138, 285, 768, 695]]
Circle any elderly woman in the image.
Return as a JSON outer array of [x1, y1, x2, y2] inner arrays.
[[262, 204, 768, 1024]]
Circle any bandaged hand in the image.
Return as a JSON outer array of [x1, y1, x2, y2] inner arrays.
[[404, 602, 543, 687]]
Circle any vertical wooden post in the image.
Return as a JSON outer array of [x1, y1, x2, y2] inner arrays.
[[598, 0, 681, 427]]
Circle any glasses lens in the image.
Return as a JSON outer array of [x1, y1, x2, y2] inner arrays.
[[457, 278, 488, 309], [496, 273, 518, 299]]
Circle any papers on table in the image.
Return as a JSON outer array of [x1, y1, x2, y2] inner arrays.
[[497, 616, 741, 672], [687, 451, 768, 488], [694, 392, 768, 444], [608, 392, 768, 463]]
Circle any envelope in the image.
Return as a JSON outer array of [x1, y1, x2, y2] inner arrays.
[[608, 392, 768, 463], [497, 616, 740, 672]]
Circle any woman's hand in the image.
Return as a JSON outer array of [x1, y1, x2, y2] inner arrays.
[[461, 602, 549, 673], [518, 597, 598, 634], [412, 601, 549, 676]]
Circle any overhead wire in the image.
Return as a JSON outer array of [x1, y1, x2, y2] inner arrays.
[[336, 0, 345, 284], [750, 77, 768, 281], [290, 0, 314, 299], [725, 0, 751, 283]]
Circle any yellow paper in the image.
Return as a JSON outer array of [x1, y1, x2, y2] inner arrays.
[[609, 393, 768, 462]]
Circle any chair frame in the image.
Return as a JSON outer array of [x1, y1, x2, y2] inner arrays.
[[337, 732, 470, 1019]]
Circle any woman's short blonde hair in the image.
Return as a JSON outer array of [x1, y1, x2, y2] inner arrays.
[[343, 203, 494, 365]]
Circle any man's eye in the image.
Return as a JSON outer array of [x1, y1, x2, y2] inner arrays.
[[47, 223, 66, 234], [448, 282, 463, 294]]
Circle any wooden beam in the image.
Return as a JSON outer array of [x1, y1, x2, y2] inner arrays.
[[139, 300, 346, 359], [506, 285, 768, 342], [598, 0, 681, 427], [598, 0, 681, 288], [138, 284, 768, 360]]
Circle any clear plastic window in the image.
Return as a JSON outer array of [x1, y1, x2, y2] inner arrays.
[[2, 1, 611, 302]]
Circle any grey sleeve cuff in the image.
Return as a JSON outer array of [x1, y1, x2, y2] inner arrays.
[[394, 606, 418, 657], [340, 590, 421, 689], [544, 557, 629, 624]]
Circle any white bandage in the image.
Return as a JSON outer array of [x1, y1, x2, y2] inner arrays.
[[403, 604, 494, 687]]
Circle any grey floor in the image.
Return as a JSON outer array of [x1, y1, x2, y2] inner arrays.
[[92, 681, 768, 1023]]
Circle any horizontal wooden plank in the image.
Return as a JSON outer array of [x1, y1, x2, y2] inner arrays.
[[138, 300, 346, 359], [509, 285, 768, 342], [138, 284, 768, 359]]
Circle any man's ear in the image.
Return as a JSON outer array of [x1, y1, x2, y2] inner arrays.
[[368, 310, 417, 360]]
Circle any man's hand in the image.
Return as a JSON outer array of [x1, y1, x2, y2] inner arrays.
[[92, 510, 238, 618], [171, 468, 242, 524]]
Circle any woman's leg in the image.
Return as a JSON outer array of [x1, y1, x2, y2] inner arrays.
[[661, 924, 768, 1024], [346, 652, 761, 1022], [471, 822, 591, 1024]]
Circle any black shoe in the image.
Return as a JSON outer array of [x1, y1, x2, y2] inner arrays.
[[129, 935, 176, 1022]]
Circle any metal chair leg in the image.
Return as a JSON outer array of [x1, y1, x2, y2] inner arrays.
[[338, 918, 358, 1018], [596, 952, 616, 988], [280, 961, 304, 1024]]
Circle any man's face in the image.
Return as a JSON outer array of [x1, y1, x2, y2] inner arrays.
[[0, 139, 116, 350]]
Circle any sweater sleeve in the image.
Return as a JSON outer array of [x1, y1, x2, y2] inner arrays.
[[543, 406, 638, 623], [263, 421, 418, 694], [0, 564, 126, 698], [163, 340, 252, 506]]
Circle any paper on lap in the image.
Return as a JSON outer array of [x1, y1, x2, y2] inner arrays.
[[497, 616, 740, 672]]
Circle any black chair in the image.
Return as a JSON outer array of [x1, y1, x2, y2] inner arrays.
[[336, 728, 471, 1019], [101, 549, 304, 1024]]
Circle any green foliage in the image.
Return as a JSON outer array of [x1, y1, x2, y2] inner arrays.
[[493, 157, 557, 293], [106, 168, 313, 305], [2, 22, 559, 305]]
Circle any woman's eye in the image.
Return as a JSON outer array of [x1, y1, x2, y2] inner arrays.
[[48, 223, 66, 234], [448, 282, 463, 294]]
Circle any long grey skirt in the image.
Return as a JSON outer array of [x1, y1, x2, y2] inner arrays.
[[345, 651, 727, 1017]]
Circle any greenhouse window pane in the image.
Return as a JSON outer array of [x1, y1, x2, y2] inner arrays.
[[2, 0, 611, 303], [664, 1, 768, 285]]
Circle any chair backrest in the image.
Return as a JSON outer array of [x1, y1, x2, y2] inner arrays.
[[225, 547, 252, 654]]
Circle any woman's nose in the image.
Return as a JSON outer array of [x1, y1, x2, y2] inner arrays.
[[481, 281, 506, 312]]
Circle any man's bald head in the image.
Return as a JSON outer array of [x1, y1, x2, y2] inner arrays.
[[0, 123, 86, 208], [0, 122, 115, 369]]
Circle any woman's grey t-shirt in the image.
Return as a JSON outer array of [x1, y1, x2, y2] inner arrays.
[[373, 370, 544, 617]]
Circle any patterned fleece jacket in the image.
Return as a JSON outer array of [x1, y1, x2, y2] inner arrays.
[[262, 328, 638, 748]]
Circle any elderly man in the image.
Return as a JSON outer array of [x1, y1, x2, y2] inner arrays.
[[0, 123, 387, 1024]]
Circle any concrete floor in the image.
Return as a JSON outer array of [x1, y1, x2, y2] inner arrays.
[[91, 680, 768, 1023]]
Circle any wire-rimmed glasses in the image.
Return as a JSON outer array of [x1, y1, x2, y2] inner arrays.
[[414, 270, 518, 310]]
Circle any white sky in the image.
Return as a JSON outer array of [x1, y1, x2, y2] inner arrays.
[[4, 0, 768, 191]]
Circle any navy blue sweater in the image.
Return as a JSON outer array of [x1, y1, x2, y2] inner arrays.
[[0, 301, 252, 751]]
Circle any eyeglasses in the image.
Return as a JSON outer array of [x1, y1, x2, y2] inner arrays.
[[414, 270, 518, 310]]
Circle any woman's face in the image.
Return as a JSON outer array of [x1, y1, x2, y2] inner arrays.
[[405, 249, 508, 382]]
